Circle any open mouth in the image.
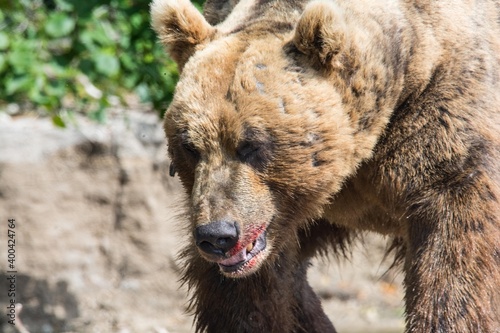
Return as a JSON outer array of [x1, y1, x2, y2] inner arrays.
[[217, 230, 267, 275]]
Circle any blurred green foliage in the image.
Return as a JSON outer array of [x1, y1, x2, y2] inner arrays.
[[0, 0, 205, 125]]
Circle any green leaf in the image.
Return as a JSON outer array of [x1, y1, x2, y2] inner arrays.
[[91, 5, 108, 20], [120, 53, 136, 71], [66, 0, 101, 18], [135, 83, 150, 103], [79, 30, 97, 51], [52, 115, 66, 128], [0, 32, 9, 50], [130, 14, 143, 29], [0, 0, 181, 119], [45, 12, 75, 38], [123, 73, 139, 89], [0, 54, 6, 73], [54, 0, 74, 12], [8, 39, 37, 73], [88, 107, 106, 123], [29, 90, 51, 106], [5, 76, 32, 95], [93, 51, 120, 77], [82, 20, 114, 47], [192, 2, 203, 12], [100, 20, 119, 44], [44, 81, 67, 98]]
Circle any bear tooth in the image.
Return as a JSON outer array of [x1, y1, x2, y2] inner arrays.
[[246, 243, 254, 252]]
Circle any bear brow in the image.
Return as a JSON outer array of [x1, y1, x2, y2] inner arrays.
[[241, 126, 269, 143], [228, 20, 295, 35], [238, 126, 274, 156], [179, 130, 197, 148]]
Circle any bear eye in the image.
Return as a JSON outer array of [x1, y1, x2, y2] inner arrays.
[[182, 141, 199, 158], [237, 142, 260, 161], [237, 140, 273, 171], [237, 126, 274, 170]]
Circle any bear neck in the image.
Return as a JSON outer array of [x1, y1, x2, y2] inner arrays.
[[179, 245, 335, 332]]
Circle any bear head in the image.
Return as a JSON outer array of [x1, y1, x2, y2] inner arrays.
[[152, 0, 362, 278]]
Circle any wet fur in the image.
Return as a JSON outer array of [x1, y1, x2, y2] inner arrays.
[[151, 0, 500, 332]]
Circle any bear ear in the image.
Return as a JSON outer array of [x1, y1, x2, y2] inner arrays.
[[151, 0, 215, 68], [292, 1, 347, 69]]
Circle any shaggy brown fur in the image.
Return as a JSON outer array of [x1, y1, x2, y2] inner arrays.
[[151, 0, 500, 332]]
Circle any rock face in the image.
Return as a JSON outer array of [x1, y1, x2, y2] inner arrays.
[[0, 111, 403, 332], [0, 110, 188, 332]]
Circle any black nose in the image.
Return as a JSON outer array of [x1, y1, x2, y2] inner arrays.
[[195, 221, 239, 256]]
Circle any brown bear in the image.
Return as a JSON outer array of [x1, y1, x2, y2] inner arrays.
[[151, 0, 500, 332]]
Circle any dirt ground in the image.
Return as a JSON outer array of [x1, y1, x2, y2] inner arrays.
[[0, 111, 404, 333]]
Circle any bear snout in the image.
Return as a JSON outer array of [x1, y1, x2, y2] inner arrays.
[[194, 220, 240, 257]]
